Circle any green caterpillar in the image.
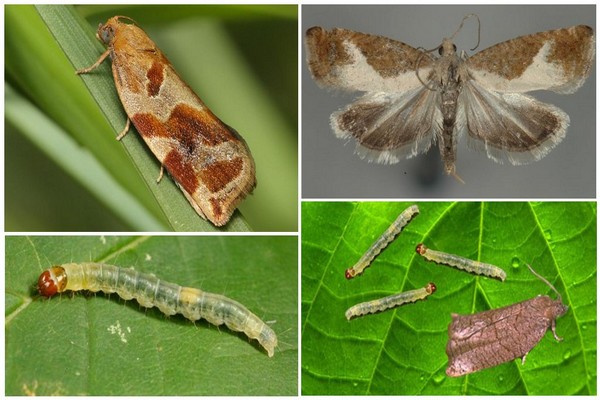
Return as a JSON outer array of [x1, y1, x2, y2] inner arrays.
[[345, 282, 436, 320], [345, 204, 419, 279], [37, 263, 277, 357]]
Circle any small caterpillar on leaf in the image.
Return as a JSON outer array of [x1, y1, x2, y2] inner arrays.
[[416, 243, 507, 281], [345, 282, 436, 320], [345, 204, 419, 279], [37, 263, 277, 357]]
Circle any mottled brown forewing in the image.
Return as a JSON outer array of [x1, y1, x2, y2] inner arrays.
[[466, 25, 595, 94], [306, 26, 435, 92], [446, 295, 566, 376]]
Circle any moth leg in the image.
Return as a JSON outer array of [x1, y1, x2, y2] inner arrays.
[[521, 352, 528, 365], [551, 319, 564, 341], [116, 118, 131, 140], [156, 166, 164, 183], [75, 48, 111, 74], [450, 170, 465, 184]]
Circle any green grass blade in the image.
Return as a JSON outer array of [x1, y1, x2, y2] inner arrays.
[[6, 84, 165, 231]]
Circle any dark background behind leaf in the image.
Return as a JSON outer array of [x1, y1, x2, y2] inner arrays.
[[301, 202, 596, 395], [6, 236, 297, 395]]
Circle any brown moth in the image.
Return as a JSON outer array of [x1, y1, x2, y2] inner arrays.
[[446, 264, 568, 376], [305, 17, 594, 180], [77, 16, 256, 226]]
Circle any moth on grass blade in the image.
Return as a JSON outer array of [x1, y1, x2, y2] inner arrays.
[[345, 204, 419, 279], [76, 16, 256, 226], [416, 243, 506, 281], [37, 263, 277, 357], [345, 282, 436, 320], [306, 15, 594, 181], [446, 264, 568, 376]]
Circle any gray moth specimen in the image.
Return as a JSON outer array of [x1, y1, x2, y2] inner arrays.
[[306, 18, 594, 179], [446, 264, 568, 376]]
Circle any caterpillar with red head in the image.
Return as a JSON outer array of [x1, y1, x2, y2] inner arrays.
[[416, 243, 507, 281], [37, 263, 277, 357], [345, 282, 436, 320], [345, 204, 419, 279]]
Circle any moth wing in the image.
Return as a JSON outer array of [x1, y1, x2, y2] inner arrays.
[[447, 308, 523, 376], [459, 79, 568, 165], [306, 26, 435, 93], [447, 316, 490, 340], [446, 298, 561, 376], [113, 53, 256, 226], [465, 25, 594, 94], [331, 86, 441, 163]]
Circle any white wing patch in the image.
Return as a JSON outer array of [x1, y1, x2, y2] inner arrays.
[[339, 41, 432, 93]]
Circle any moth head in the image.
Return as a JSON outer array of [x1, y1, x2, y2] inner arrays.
[[546, 298, 569, 319], [37, 266, 67, 297], [438, 39, 457, 56], [96, 22, 116, 45], [96, 16, 138, 45]]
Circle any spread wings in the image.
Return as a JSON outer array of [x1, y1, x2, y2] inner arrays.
[[305, 25, 594, 169]]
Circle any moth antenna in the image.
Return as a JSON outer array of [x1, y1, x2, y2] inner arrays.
[[450, 13, 481, 51], [526, 264, 562, 302], [114, 15, 138, 26], [417, 43, 442, 57]]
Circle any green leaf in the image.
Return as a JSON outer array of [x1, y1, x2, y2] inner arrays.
[[6, 84, 164, 231], [6, 236, 298, 395], [301, 202, 596, 395], [6, 4, 297, 231]]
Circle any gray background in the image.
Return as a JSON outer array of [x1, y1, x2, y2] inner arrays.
[[302, 5, 596, 198]]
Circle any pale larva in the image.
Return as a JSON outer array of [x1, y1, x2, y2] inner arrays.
[[37, 263, 277, 357], [345, 204, 419, 279], [345, 282, 436, 320], [416, 243, 507, 281]]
